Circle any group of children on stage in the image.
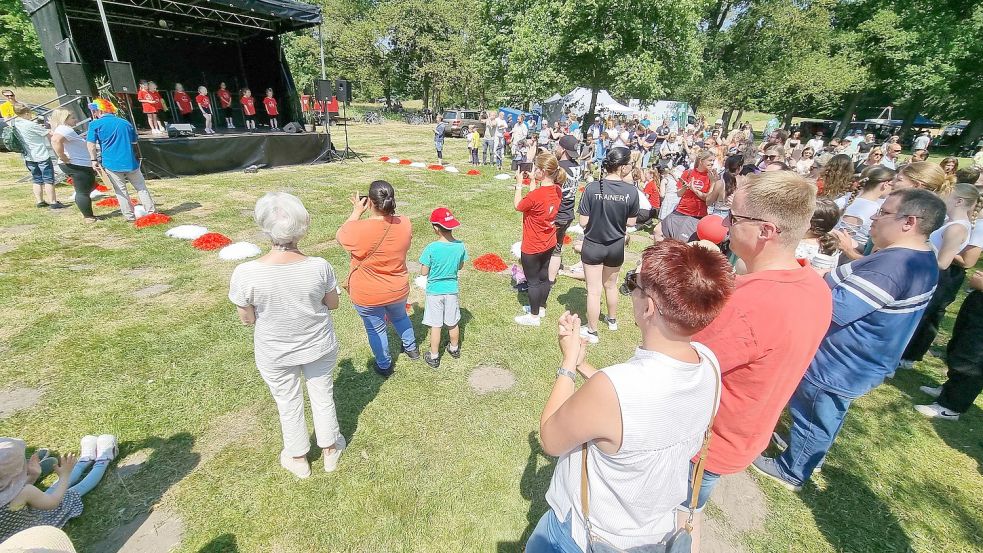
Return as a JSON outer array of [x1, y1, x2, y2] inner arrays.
[[136, 80, 280, 135]]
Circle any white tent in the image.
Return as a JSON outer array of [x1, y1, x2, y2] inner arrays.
[[541, 87, 637, 123]]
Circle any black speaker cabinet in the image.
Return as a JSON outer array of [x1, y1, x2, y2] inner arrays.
[[105, 60, 138, 94], [315, 79, 334, 101], [55, 62, 93, 97], [335, 79, 351, 103]]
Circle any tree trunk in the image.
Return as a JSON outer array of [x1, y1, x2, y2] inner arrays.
[[721, 108, 734, 133], [584, 87, 600, 131], [422, 80, 430, 114], [837, 92, 861, 138], [781, 107, 795, 130], [898, 95, 924, 142], [732, 107, 744, 130]]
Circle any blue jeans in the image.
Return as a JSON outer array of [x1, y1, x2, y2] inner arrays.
[[526, 509, 582, 553], [682, 461, 722, 511], [353, 300, 417, 370], [44, 459, 109, 497], [775, 378, 852, 486], [25, 159, 55, 185], [642, 151, 652, 168]]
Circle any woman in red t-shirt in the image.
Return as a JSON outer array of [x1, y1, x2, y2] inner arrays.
[[263, 88, 279, 131], [137, 81, 163, 135], [514, 152, 564, 326], [658, 150, 718, 240], [172, 83, 193, 123], [240, 88, 256, 131], [217, 82, 234, 129]]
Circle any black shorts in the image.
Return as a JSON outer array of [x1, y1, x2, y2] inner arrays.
[[201, 107, 211, 115], [553, 220, 572, 255], [580, 237, 625, 267], [245, 114, 255, 122]]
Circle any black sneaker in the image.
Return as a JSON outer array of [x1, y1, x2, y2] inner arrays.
[[36, 201, 49, 208], [400, 344, 420, 361], [446, 344, 461, 359], [48, 202, 67, 209], [423, 352, 440, 368], [374, 363, 394, 378]]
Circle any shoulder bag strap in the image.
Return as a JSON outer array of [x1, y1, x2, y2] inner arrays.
[[684, 345, 722, 531], [344, 220, 392, 290]]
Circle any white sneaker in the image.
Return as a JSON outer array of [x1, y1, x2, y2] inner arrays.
[[80, 435, 98, 462], [95, 434, 118, 462], [897, 359, 916, 371], [280, 451, 311, 478], [514, 313, 541, 326], [580, 327, 599, 344], [919, 385, 942, 399], [914, 403, 960, 421], [522, 305, 547, 317], [605, 317, 618, 331], [323, 435, 347, 473]]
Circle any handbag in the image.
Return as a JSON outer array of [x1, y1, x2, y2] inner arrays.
[[579, 351, 722, 553], [342, 221, 391, 293]]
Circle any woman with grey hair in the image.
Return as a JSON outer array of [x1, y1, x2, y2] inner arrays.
[[228, 192, 345, 478]]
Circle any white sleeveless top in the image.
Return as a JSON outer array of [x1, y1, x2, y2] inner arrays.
[[53, 125, 91, 165], [545, 343, 719, 551], [929, 219, 972, 259]]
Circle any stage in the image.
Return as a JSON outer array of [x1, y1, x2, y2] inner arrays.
[[138, 130, 334, 178]]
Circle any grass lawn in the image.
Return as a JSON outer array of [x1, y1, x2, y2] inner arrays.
[[0, 120, 981, 553]]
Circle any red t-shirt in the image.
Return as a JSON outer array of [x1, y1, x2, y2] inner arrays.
[[241, 96, 256, 116], [693, 267, 833, 475], [150, 91, 164, 111], [173, 91, 193, 114], [674, 168, 712, 217], [516, 185, 560, 254], [217, 89, 232, 108], [137, 90, 156, 114], [643, 179, 661, 210], [263, 97, 278, 116], [196, 94, 210, 110]]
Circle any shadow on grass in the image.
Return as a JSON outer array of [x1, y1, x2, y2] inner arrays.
[[197, 533, 238, 552], [87, 432, 199, 553], [497, 431, 555, 553], [555, 286, 587, 316], [162, 202, 204, 217], [334, 358, 383, 446]]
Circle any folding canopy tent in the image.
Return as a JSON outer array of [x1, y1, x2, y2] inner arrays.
[[541, 88, 636, 123], [21, 0, 323, 126]]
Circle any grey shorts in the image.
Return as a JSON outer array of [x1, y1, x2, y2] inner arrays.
[[423, 294, 461, 327]]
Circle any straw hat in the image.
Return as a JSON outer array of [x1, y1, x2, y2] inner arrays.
[[0, 526, 77, 553], [0, 438, 29, 508]]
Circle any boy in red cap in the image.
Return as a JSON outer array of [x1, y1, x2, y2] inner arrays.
[[419, 207, 469, 368]]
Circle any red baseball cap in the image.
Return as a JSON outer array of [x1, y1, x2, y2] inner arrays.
[[430, 207, 460, 229]]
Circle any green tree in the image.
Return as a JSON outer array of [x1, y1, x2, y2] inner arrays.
[[0, 0, 50, 85]]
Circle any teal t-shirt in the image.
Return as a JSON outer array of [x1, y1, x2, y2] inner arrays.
[[420, 240, 468, 295]]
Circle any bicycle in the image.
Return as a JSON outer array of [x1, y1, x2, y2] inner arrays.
[[362, 111, 383, 125]]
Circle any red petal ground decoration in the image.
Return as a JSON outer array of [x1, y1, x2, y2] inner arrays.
[[427, 164, 444, 170], [191, 232, 232, 251], [134, 213, 172, 228], [66, 177, 74, 185], [379, 156, 390, 161], [96, 197, 119, 207], [564, 235, 572, 245], [95, 184, 109, 192], [466, 169, 480, 176], [473, 253, 508, 272], [578, 186, 585, 193], [398, 159, 412, 165]]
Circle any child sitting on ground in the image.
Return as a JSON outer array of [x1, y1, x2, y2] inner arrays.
[[419, 208, 468, 368], [0, 435, 116, 542]]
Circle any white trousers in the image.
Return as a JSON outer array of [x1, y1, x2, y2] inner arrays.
[[258, 348, 341, 457]]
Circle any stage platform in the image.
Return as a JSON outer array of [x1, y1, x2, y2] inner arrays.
[[138, 129, 333, 178]]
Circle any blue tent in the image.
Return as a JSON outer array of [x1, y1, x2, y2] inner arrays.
[[498, 107, 541, 131]]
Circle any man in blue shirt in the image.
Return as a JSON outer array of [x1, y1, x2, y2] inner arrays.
[[752, 188, 946, 490], [85, 98, 156, 221]]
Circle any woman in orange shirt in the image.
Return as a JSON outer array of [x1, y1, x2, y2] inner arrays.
[[336, 180, 418, 377]]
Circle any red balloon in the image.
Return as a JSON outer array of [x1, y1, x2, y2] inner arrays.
[[696, 215, 728, 244]]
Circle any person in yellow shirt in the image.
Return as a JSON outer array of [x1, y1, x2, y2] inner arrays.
[[468, 124, 480, 165], [1, 90, 18, 120]]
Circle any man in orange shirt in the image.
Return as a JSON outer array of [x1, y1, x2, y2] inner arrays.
[[678, 171, 833, 549]]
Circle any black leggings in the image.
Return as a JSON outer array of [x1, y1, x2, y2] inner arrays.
[[59, 163, 96, 218], [902, 265, 966, 362], [521, 248, 554, 314], [939, 290, 983, 413]]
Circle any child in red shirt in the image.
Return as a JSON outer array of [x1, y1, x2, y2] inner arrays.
[[642, 168, 662, 211], [263, 88, 279, 131], [513, 153, 564, 327], [137, 81, 163, 135], [196, 86, 214, 134], [240, 88, 256, 131], [217, 82, 234, 129], [173, 83, 193, 123], [149, 81, 167, 130]]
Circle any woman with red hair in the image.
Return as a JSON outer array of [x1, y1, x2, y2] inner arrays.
[[527, 240, 735, 552]]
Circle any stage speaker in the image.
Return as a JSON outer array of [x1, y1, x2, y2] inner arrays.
[[105, 60, 138, 94], [335, 79, 351, 103], [166, 123, 195, 137], [55, 62, 93, 97], [315, 79, 334, 101], [282, 122, 303, 133]]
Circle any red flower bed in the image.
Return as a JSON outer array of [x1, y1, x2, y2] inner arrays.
[[191, 232, 232, 251], [379, 156, 390, 161], [134, 213, 172, 228], [95, 197, 139, 208], [467, 169, 480, 176], [473, 253, 507, 272], [427, 164, 444, 170], [398, 159, 412, 165], [95, 184, 109, 192]]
